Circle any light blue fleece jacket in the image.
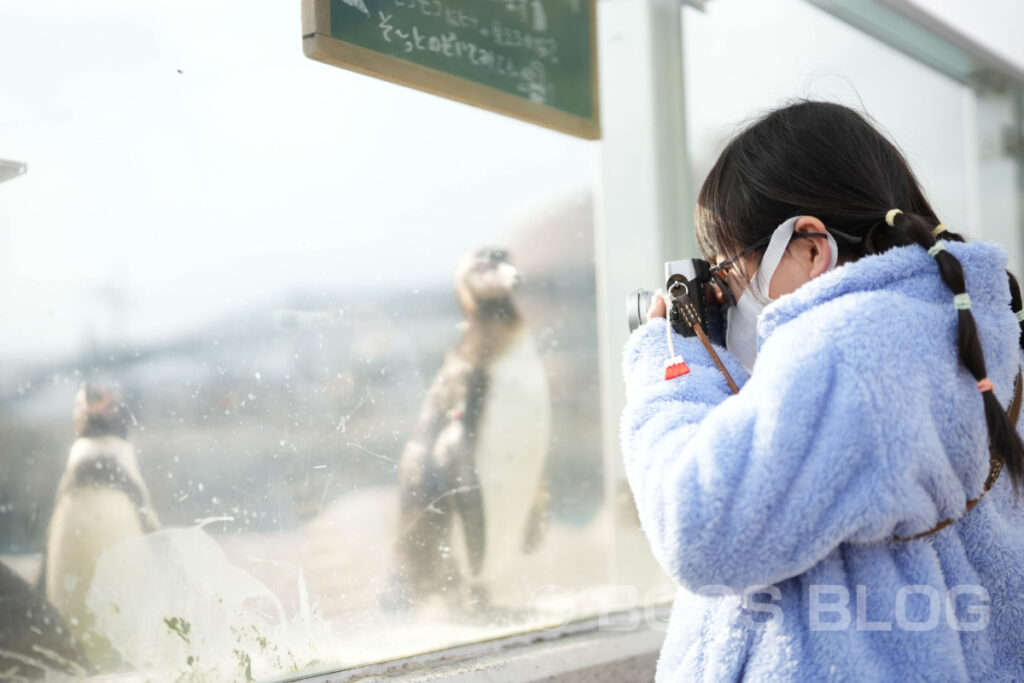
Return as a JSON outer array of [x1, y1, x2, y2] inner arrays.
[[621, 240, 1024, 682]]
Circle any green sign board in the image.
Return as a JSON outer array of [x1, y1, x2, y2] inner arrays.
[[302, 0, 600, 139]]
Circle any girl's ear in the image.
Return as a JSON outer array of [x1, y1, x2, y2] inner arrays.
[[794, 215, 831, 278]]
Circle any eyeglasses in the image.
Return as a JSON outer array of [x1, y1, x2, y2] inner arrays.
[[708, 232, 830, 306]]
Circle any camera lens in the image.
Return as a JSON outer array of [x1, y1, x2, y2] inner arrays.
[[626, 289, 653, 333]]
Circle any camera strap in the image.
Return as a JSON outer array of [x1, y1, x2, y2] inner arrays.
[[662, 290, 740, 394], [661, 295, 690, 380], [892, 365, 1022, 542]]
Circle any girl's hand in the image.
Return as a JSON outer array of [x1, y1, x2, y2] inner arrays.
[[647, 289, 727, 346], [647, 290, 666, 320]]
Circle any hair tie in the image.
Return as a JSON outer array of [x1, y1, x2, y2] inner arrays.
[[953, 293, 972, 310], [932, 223, 949, 237], [977, 378, 994, 394], [927, 243, 946, 257], [1016, 309, 1024, 323], [885, 209, 903, 227]]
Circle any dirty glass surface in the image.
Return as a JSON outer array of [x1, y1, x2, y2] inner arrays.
[[0, 2, 613, 680]]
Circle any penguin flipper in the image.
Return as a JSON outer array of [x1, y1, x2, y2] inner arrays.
[[452, 455, 486, 576], [521, 478, 551, 554], [141, 508, 161, 533], [394, 440, 458, 598], [433, 421, 486, 577], [140, 492, 161, 532]]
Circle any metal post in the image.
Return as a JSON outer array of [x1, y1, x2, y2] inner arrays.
[[969, 87, 1024, 274], [594, 0, 695, 590]]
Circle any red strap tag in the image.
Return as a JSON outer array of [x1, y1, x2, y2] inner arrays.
[[664, 356, 690, 380]]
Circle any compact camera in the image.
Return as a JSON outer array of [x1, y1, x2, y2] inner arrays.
[[626, 259, 714, 336]]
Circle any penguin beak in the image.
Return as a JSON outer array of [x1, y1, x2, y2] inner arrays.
[[496, 262, 520, 289]]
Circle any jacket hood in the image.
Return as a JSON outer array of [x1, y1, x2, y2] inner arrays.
[[757, 239, 1012, 347]]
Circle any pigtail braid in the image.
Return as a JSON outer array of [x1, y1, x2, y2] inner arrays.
[[921, 221, 1024, 350], [891, 211, 1024, 493]]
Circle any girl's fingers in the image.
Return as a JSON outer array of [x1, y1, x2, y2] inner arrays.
[[647, 291, 667, 320]]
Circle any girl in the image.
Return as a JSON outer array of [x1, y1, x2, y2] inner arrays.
[[622, 100, 1024, 681]]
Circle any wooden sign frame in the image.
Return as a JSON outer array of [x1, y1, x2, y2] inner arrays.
[[301, 0, 601, 140]]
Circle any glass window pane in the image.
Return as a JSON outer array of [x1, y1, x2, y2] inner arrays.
[[0, 2, 611, 679]]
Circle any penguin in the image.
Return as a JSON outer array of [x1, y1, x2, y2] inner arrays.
[[384, 247, 551, 614], [37, 383, 160, 669]]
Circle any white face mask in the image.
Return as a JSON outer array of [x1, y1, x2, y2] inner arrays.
[[724, 217, 839, 372]]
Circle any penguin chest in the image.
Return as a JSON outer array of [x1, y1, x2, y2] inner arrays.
[[46, 489, 146, 621], [471, 332, 550, 572]]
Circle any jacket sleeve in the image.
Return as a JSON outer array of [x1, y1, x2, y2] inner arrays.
[[620, 316, 910, 592]]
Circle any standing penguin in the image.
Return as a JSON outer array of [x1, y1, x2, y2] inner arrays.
[[38, 384, 160, 668], [385, 247, 551, 614]]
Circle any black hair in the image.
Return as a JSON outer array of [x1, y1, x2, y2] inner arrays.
[[696, 99, 1024, 494]]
